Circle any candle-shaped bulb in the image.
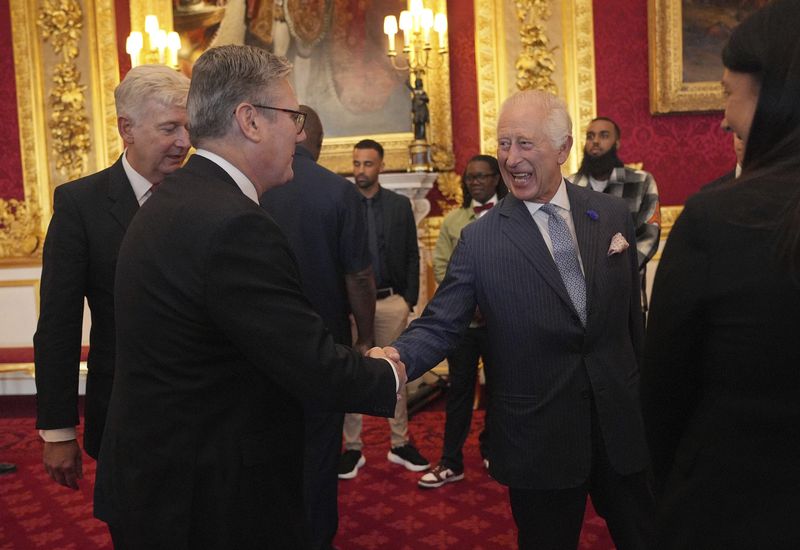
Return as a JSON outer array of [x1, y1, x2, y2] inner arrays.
[[126, 32, 143, 67], [384, 15, 398, 52], [434, 13, 448, 50], [421, 8, 433, 45], [399, 10, 412, 50], [167, 31, 181, 68]]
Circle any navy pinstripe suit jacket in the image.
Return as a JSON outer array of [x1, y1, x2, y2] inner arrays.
[[394, 182, 649, 490]]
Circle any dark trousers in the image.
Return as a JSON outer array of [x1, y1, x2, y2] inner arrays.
[[508, 404, 654, 550], [441, 326, 490, 472], [304, 411, 345, 550]]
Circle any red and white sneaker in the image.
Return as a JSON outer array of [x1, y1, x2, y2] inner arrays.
[[417, 463, 464, 489]]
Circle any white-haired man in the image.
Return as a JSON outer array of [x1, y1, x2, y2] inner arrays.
[[34, 64, 191, 490], [386, 90, 654, 549]]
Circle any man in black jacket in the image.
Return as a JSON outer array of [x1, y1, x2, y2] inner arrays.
[[34, 64, 190, 490], [339, 139, 429, 479], [261, 105, 376, 550]]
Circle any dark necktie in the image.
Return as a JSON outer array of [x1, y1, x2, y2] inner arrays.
[[473, 202, 494, 215], [366, 198, 382, 285], [539, 203, 586, 325]]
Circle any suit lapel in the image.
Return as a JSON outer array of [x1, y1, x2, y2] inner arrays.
[[107, 156, 139, 231], [499, 195, 577, 313], [567, 184, 600, 319]]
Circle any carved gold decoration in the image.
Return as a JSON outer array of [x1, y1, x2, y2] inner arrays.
[[0, 198, 42, 257], [514, 0, 557, 94], [419, 215, 444, 254], [434, 171, 463, 215], [7, 0, 120, 261], [38, 0, 90, 182], [86, 0, 123, 166], [475, 0, 596, 176], [560, 0, 596, 174], [8, 0, 50, 261], [648, 0, 724, 114], [658, 205, 683, 243]]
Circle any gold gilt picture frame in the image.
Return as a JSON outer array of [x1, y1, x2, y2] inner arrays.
[[648, 0, 761, 114]]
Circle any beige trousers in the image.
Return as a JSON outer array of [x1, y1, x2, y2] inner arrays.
[[343, 293, 410, 450]]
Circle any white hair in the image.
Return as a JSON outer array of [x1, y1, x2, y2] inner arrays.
[[499, 90, 572, 149], [114, 64, 190, 124]]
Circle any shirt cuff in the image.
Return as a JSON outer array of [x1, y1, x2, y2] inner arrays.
[[380, 357, 401, 392], [39, 427, 78, 442]]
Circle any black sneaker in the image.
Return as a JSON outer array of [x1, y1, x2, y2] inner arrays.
[[387, 444, 430, 472], [338, 450, 365, 479]]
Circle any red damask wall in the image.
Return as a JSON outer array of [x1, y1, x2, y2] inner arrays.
[[0, 0, 735, 207], [593, 0, 734, 205], [0, 0, 24, 200]]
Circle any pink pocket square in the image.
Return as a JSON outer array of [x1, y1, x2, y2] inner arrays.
[[607, 233, 630, 256]]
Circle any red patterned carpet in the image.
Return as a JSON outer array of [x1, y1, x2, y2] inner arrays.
[[0, 405, 614, 549]]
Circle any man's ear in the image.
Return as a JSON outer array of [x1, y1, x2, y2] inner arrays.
[[233, 103, 261, 142], [118, 116, 134, 145], [557, 135, 573, 165], [615, 138, 621, 151]]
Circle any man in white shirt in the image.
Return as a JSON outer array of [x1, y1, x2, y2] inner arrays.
[[34, 64, 190, 490]]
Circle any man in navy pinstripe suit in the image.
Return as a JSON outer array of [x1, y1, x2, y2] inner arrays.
[[389, 90, 654, 549]]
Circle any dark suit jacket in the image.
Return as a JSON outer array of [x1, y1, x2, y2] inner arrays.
[[642, 179, 800, 549], [93, 155, 397, 549], [394, 183, 648, 490], [262, 146, 370, 344], [34, 157, 138, 459], [376, 186, 420, 307]]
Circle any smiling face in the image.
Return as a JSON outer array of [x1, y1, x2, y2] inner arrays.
[[120, 99, 190, 184], [464, 160, 500, 204], [497, 101, 572, 203], [721, 68, 761, 151]]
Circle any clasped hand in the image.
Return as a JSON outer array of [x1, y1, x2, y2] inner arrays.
[[366, 346, 407, 398]]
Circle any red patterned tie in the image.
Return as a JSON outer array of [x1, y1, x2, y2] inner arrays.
[[473, 202, 494, 215]]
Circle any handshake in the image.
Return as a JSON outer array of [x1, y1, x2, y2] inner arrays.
[[366, 346, 407, 399]]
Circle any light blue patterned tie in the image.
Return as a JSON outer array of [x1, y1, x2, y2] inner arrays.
[[540, 203, 587, 326]]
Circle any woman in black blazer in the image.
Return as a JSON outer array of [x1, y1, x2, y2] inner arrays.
[[642, 1, 800, 548]]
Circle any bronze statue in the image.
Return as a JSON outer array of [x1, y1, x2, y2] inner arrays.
[[408, 77, 430, 141]]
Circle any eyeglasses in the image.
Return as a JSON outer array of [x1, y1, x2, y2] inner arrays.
[[463, 172, 497, 184], [250, 104, 306, 135]]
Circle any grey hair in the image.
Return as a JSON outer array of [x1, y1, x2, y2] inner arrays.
[[187, 45, 292, 145], [114, 64, 190, 124], [500, 90, 572, 150]]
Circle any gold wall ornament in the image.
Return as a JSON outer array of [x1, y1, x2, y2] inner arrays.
[[6, 0, 120, 262], [514, 0, 557, 94], [0, 198, 42, 258], [38, 0, 90, 182], [434, 170, 463, 216], [474, 0, 596, 175]]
